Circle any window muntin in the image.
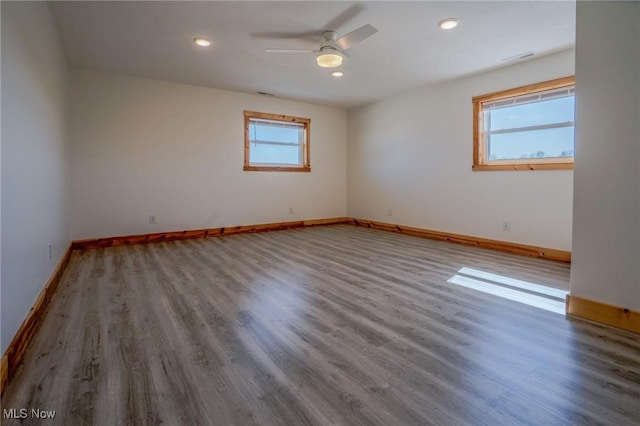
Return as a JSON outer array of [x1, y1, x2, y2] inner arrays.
[[243, 111, 310, 172], [473, 76, 575, 171]]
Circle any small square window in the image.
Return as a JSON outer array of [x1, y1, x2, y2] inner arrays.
[[244, 111, 310, 172], [472, 76, 575, 171]]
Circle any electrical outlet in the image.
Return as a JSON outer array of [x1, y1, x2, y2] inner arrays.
[[289, 207, 294, 215], [149, 215, 156, 225], [48, 244, 52, 260], [387, 209, 393, 217], [502, 221, 511, 231]]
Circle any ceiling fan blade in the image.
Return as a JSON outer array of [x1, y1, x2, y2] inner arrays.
[[265, 48, 314, 54], [335, 24, 378, 50], [252, 31, 322, 41], [323, 4, 364, 31]]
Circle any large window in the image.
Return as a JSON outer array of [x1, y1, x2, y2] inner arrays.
[[472, 76, 575, 171], [244, 111, 310, 172]]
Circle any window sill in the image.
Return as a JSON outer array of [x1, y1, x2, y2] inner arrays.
[[244, 165, 311, 172], [472, 162, 574, 171]]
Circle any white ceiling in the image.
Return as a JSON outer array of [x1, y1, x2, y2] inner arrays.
[[49, 1, 576, 109]]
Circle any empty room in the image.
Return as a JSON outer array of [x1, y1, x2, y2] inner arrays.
[[1, 1, 639, 424]]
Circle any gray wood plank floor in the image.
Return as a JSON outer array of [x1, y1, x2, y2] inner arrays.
[[2, 225, 639, 425]]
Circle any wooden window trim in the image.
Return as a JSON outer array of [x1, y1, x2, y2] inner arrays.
[[472, 76, 575, 171], [244, 110, 311, 172]]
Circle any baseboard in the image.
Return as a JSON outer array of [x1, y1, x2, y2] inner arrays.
[[1, 355, 8, 395], [72, 217, 569, 263], [349, 218, 571, 263], [71, 217, 350, 250], [1, 244, 73, 395], [566, 295, 640, 334], [303, 217, 350, 227]]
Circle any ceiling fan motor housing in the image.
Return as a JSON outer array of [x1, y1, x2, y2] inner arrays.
[[321, 31, 339, 45]]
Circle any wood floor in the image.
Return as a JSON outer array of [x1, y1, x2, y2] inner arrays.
[[2, 225, 639, 425]]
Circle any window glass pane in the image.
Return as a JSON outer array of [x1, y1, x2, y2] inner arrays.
[[488, 126, 575, 161], [251, 122, 303, 145], [487, 95, 574, 131], [249, 143, 301, 165], [248, 119, 304, 166]]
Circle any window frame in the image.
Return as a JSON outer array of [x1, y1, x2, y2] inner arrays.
[[243, 110, 311, 172], [472, 76, 575, 171]]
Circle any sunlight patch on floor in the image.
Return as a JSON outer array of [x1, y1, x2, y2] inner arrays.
[[448, 267, 568, 315]]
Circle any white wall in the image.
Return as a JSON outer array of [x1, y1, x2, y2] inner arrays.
[[1, 2, 71, 353], [570, 2, 640, 310], [347, 49, 575, 251], [69, 70, 347, 240]]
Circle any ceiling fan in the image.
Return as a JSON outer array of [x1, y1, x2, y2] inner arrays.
[[256, 5, 378, 68], [265, 25, 377, 68]]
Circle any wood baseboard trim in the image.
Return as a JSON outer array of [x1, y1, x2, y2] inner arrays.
[[566, 295, 640, 334], [1, 355, 8, 395], [303, 217, 350, 227], [1, 244, 73, 395], [349, 218, 571, 263], [71, 217, 350, 251]]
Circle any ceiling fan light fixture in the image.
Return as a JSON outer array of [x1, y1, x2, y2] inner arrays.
[[193, 37, 211, 47], [438, 18, 459, 30], [316, 51, 343, 68]]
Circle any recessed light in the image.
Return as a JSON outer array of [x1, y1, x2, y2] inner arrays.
[[438, 18, 459, 30], [193, 37, 211, 47], [332, 71, 344, 77]]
